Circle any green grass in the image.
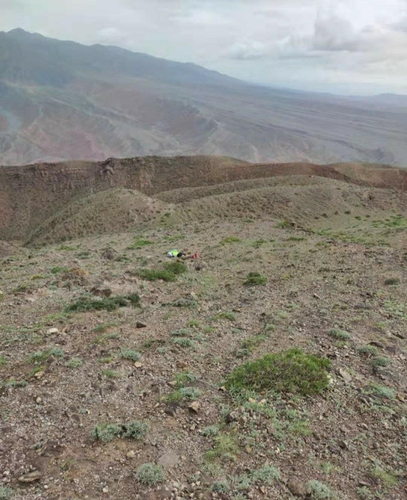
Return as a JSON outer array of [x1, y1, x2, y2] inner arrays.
[[220, 236, 242, 245], [308, 480, 335, 499], [28, 348, 64, 364], [205, 433, 239, 462], [66, 358, 83, 369], [101, 369, 121, 379], [51, 266, 69, 274], [137, 261, 187, 282], [368, 384, 396, 400], [215, 311, 236, 322], [372, 465, 398, 487], [165, 387, 201, 403], [243, 272, 267, 286], [0, 486, 13, 499], [172, 338, 195, 348], [136, 463, 165, 486], [384, 277, 400, 286], [371, 356, 390, 368], [92, 420, 149, 443], [0, 356, 7, 366], [65, 293, 140, 312], [129, 239, 154, 249], [327, 328, 350, 340], [226, 348, 330, 396], [357, 345, 378, 356], [120, 349, 140, 362]]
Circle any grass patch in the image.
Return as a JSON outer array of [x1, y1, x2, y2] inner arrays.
[[215, 311, 236, 322], [51, 266, 69, 274], [120, 349, 140, 362], [101, 369, 121, 379], [384, 277, 400, 286], [165, 387, 201, 403], [371, 356, 390, 368], [226, 348, 330, 396], [130, 239, 154, 249], [172, 338, 195, 348], [243, 272, 267, 286], [66, 358, 83, 369], [372, 465, 398, 487], [65, 293, 140, 313], [327, 328, 350, 340], [28, 348, 64, 364], [357, 345, 378, 356], [136, 463, 165, 487], [220, 236, 242, 245], [137, 261, 187, 282], [205, 433, 239, 462], [0, 356, 7, 366], [308, 480, 335, 499], [92, 420, 149, 443], [368, 384, 396, 400]]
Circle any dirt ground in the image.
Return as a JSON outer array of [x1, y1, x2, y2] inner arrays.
[[1, 198, 407, 500]]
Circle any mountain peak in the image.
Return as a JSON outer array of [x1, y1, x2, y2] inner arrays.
[[8, 28, 30, 35]]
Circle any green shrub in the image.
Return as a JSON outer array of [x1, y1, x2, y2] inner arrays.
[[92, 420, 149, 442], [66, 358, 83, 369], [210, 480, 229, 493], [164, 261, 187, 275], [120, 349, 140, 362], [384, 277, 400, 286], [130, 239, 154, 249], [172, 338, 195, 348], [327, 328, 350, 340], [51, 266, 68, 274], [136, 463, 165, 486], [368, 384, 396, 400], [226, 349, 330, 396], [137, 269, 176, 282], [201, 425, 220, 437], [243, 272, 267, 286], [122, 420, 149, 440], [66, 293, 140, 312], [0, 486, 13, 499], [0, 356, 7, 366], [166, 387, 201, 403], [371, 356, 390, 368], [357, 345, 378, 356], [251, 464, 281, 484], [92, 423, 123, 443], [308, 480, 334, 499], [28, 348, 64, 364]]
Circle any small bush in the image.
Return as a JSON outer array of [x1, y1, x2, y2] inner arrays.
[[120, 349, 140, 362], [368, 384, 396, 400], [384, 277, 400, 286], [122, 420, 149, 440], [243, 272, 267, 286], [172, 338, 195, 348], [28, 348, 64, 364], [136, 463, 165, 486], [92, 420, 149, 442], [0, 356, 7, 366], [166, 387, 201, 403], [0, 486, 13, 500], [327, 328, 350, 340], [92, 423, 122, 443], [201, 425, 220, 437], [137, 269, 176, 282], [371, 356, 390, 368], [226, 349, 330, 396], [211, 480, 229, 493], [66, 293, 140, 313], [357, 345, 378, 356], [102, 369, 121, 378], [164, 261, 187, 275], [51, 266, 68, 274], [251, 464, 281, 484], [66, 358, 83, 369], [131, 239, 154, 249], [308, 480, 334, 499], [216, 311, 236, 321]]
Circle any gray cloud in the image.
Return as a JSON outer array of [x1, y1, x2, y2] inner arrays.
[[1, 0, 407, 94]]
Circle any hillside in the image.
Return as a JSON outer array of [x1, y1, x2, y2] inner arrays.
[[1, 29, 407, 166], [2, 156, 407, 245], [0, 157, 406, 499]]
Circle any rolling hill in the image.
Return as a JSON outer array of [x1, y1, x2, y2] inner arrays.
[[1, 29, 407, 167]]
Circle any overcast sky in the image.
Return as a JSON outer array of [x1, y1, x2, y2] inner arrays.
[[2, 0, 407, 94]]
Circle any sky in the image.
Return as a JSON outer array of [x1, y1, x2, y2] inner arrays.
[[1, 0, 407, 95]]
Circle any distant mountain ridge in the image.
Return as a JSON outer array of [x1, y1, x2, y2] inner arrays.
[[1, 29, 407, 166]]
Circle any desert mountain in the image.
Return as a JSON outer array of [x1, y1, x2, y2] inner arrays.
[[1, 29, 407, 167]]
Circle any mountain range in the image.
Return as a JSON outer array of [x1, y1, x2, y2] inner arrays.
[[1, 28, 407, 167]]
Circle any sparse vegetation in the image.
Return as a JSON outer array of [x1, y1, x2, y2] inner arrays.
[[327, 328, 350, 340], [136, 463, 165, 486], [243, 272, 267, 286], [357, 345, 378, 356], [120, 349, 140, 361], [226, 349, 330, 396], [66, 293, 140, 312], [368, 384, 396, 400], [92, 420, 149, 443], [66, 358, 83, 369], [220, 236, 242, 245], [137, 261, 187, 282]]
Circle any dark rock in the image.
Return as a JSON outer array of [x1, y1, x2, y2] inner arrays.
[[287, 479, 310, 497], [136, 322, 147, 329]]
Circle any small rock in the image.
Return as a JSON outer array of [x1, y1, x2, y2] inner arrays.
[[36, 397, 42, 404], [287, 479, 310, 497], [34, 371, 45, 379], [134, 362, 143, 368], [136, 322, 147, 329], [18, 471, 42, 483], [188, 402, 200, 413], [47, 328, 59, 335], [126, 451, 136, 459], [158, 450, 179, 470], [338, 368, 352, 383]]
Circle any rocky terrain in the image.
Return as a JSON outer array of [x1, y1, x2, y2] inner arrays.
[[2, 29, 407, 167], [0, 157, 407, 500]]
